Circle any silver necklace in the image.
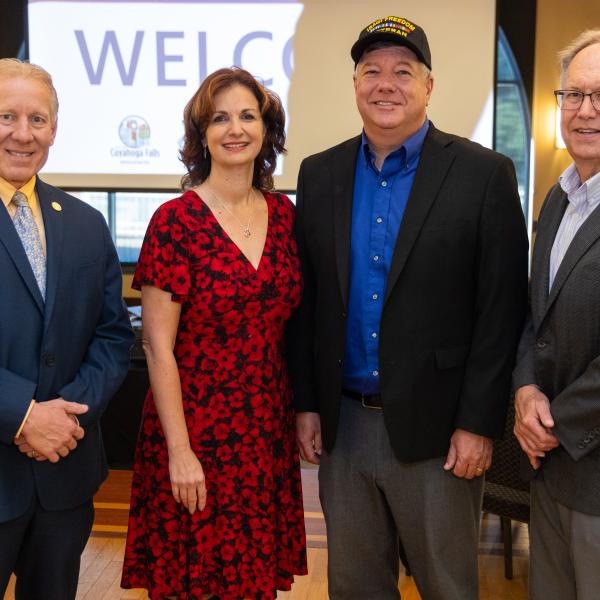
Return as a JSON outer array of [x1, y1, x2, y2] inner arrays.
[[209, 186, 254, 238]]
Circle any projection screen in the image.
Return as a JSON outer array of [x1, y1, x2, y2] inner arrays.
[[28, 0, 496, 190]]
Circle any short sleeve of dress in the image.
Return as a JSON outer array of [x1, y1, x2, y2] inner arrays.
[[278, 192, 295, 214], [132, 200, 191, 303]]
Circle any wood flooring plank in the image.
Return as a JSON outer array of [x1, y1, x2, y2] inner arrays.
[[399, 576, 423, 600], [119, 590, 148, 599], [4, 470, 530, 600]]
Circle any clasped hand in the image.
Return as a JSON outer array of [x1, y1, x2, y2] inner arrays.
[[514, 385, 559, 469], [14, 398, 88, 463]]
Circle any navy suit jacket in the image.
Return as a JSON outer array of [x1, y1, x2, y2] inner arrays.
[[0, 178, 133, 523]]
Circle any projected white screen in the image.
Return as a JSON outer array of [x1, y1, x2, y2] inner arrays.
[[28, 0, 496, 189], [28, 0, 301, 177]]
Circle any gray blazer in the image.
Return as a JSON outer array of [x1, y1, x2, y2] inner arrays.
[[513, 182, 600, 515]]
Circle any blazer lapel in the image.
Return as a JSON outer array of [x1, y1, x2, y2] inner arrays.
[[531, 186, 568, 324], [546, 199, 600, 316], [36, 179, 64, 332], [332, 136, 361, 309], [0, 197, 45, 314], [384, 125, 455, 303]]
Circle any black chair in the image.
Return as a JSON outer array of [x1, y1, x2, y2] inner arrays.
[[482, 398, 530, 579], [100, 326, 148, 469]]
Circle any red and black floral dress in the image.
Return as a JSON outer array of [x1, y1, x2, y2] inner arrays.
[[121, 190, 307, 600]]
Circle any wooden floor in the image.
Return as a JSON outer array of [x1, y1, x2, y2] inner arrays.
[[5, 469, 529, 600]]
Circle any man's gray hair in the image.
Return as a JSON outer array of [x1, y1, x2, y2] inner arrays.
[[0, 58, 59, 123], [559, 29, 600, 86]]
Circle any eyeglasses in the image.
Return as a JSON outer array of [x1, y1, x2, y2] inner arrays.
[[554, 89, 600, 111]]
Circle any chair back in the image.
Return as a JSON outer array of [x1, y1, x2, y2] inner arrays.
[[482, 398, 530, 523]]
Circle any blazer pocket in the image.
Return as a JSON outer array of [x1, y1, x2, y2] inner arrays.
[[435, 344, 470, 370], [420, 223, 467, 234], [75, 258, 103, 271], [70, 259, 103, 286]]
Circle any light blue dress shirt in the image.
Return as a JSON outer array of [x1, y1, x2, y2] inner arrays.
[[549, 164, 600, 291]]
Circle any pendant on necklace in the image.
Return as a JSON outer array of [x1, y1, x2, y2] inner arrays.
[[243, 227, 251, 238]]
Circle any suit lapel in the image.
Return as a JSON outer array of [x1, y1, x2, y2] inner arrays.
[[332, 136, 361, 309], [384, 125, 455, 303], [530, 185, 568, 323], [0, 195, 45, 313], [36, 179, 64, 332], [546, 199, 600, 317]]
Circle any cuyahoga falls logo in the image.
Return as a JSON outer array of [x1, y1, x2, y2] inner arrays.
[[118, 115, 151, 148]]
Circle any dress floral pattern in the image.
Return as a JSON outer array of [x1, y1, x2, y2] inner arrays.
[[121, 190, 307, 600]]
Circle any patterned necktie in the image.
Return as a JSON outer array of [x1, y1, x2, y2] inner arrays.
[[11, 191, 46, 300]]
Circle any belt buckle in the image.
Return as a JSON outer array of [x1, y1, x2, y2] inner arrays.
[[361, 395, 382, 410]]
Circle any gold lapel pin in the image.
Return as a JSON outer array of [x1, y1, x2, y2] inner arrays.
[[51, 201, 62, 212]]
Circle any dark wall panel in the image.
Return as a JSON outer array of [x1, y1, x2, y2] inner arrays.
[[497, 0, 537, 110], [0, 0, 27, 59]]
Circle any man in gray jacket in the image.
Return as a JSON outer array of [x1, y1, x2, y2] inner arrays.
[[513, 29, 600, 600]]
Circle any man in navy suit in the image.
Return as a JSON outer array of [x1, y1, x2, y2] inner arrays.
[[0, 58, 133, 599]]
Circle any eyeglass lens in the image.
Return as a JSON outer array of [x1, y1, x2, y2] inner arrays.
[[555, 90, 600, 110]]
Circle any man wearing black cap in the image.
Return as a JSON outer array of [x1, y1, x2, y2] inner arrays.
[[288, 15, 528, 599]]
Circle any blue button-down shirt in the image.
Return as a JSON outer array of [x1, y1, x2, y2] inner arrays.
[[342, 120, 429, 393]]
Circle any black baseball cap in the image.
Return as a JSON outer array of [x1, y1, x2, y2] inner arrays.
[[351, 16, 432, 70]]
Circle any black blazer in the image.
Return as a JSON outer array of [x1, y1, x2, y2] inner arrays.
[[288, 124, 529, 462], [513, 183, 600, 515], [0, 179, 133, 523]]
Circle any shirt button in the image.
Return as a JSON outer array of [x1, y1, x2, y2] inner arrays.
[[372, 370, 379, 377], [381, 180, 388, 187], [372, 293, 378, 300], [371, 332, 377, 338], [373, 255, 379, 262], [376, 217, 383, 224]]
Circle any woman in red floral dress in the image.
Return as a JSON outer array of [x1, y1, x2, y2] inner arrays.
[[121, 67, 307, 599]]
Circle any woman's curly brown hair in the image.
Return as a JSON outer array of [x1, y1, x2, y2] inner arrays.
[[180, 67, 286, 191]]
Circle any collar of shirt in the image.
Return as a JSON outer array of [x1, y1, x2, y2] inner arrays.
[[559, 163, 600, 212], [0, 175, 39, 216], [360, 119, 430, 175]]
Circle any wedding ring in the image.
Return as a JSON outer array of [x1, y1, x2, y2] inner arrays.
[[475, 466, 483, 472], [29, 450, 38, 458]]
